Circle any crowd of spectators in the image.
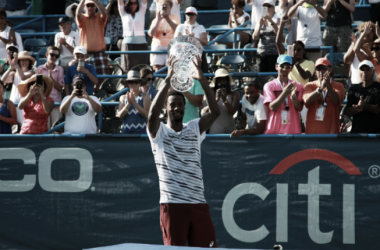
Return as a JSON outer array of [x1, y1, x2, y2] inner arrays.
[[0, 0, 379, 135]]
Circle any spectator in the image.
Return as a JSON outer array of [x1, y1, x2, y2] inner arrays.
[[6, 0, 27, 16], [18, 74, 55, 134], [148, 0, 180, 71], [5, 20, 23, 52], [37, 46, 65, 128], [247, 0, 265, 61], [105, 0, 123, 51], [0, 44, 18, 99], [182, 78, 204, 123], [322, 0, 354, 53], [2, 51, 35, 125], [65, 3, 80, 31], [76, 0, 110, 80], [230, 82, 267, 137], [303, 58, 345, 134], [371, 38, 380, 78], [288, 0, 327, 62], [0, 80, 17, 134], [118, 0, 149, 72], [174, 7, 208, 72], [60, 73, 102, 134], [64, 46, 98, 96], [264, 54, 303, 134], [0, 11, 16, 59], [344, 60, 380, 133], [202, 68, 240, 134], [117, 70, 151, 134], [55, 16, 80, 70], [140, 67, 157, 100], [228, 0, 250, 47], [275, 0, 294, 45], [252, 0, 279, 72], [155, 0, 182, 17]]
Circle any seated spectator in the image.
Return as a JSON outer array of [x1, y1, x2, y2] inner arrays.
[[118, 0, 149, 72], [174, 7, 208, 72], [65, 46, 98, 96], [288, 0, 327, 62], [346, 22, 377, 85], [2, 51, 35, 125], [231, 82, 267, 137], [202, 68, 240, 134], [18, 75, 55, 134], [148, 0, 180, 71], [264, 55, 303, 134], [6, 0, 27, 16], [105, 0, 123, 51], [140, 67, 157, 100], [322, 0, 354, 53], [37, 46, 65, 128], [252, 0, 279, 72], [303, 58, 345, 134], [155, 0, 181, 17], [60, 73, 102, 134], [371, 38, 380, 78], [117, 70, 151, 134], [344, 60, 380, 133], [55, 16, 80, 70], [65, 3, 80, 31], [275, 0, 294, 45], [0, 43, 18, 99], [0, 80, 17, 134], [0, 11, 16, 59], [228, 0, 250, 47]]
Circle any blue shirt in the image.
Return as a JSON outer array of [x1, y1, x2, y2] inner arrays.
[[64, 63, 97, 95], [146, 85, 158, 100], [7, 0, 27, 10]]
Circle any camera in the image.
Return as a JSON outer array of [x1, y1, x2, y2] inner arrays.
[[163, 5, 166, 13], [36, 75, 43, 87], [76, 83, 83, 96]]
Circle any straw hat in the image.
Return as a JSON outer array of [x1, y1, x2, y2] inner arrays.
[[210, 68, 235, 88], [18, 51, 36, 64], [18, 74, 54, 98]]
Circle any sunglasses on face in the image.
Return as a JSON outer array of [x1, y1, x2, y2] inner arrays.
[[316, 66, 329, 71], [86, 4, 95, 8], [370, 46, 380, 51], [185, 13, 196, 16], [128, 81, 140, 84], [145, 77, 153, 81], [50, 53, 59, 58], [279, 65, 292, 69]]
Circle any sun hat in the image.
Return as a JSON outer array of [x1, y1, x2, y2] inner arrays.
[[18, 74, 54, 98], [315, 58, 331, 67], [185, 7, 198, 15], [65, 3, 79, 18], [210, 68, 234, 88], [18, 51, 36, 64], [277, 54, 292, 66]]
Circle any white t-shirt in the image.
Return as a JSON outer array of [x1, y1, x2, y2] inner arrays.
[[15, 32, 24, 52], [54, 31, 80, 59], [295, 6, 322, 46], [0, 26, 11, 59], [119, 1, 147, 37], [241, 94, 267, 129], [175, 22, 206, 38], [251, 0, 266, 30], [350, 53, 366, 84], [171, 0, 181, 18], [236, 12, 251, 34], [147, 118, 207, 204], [62, 96, 101, 134]]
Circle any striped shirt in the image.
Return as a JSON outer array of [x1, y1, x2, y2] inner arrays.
[[148, 118, 207, 204]]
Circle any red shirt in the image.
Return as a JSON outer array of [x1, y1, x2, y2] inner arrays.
[[20, 97, 53, 134]]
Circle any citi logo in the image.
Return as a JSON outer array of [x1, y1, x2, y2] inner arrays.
[[221, 149, 361, 245]]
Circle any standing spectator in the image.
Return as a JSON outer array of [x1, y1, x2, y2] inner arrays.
[[140, 68, 157, 100], [148, 0, 180, 71], [37, 46, 65, 128], [0, 44, 18, 99], [288, 0, 327, 62], [5, 21, 23, 52], [275, 0, 294, 45], [18, 75, 55, 134], [264, 55, 303, 134], [118, 0, 149, 72], [322, 0, 354, 53], [344, 60, 380, 133], [117, 70, 151, 134], [66, 3, 80, 31], [55, 16, 80, 70], [228, 0, 251, 47], [60, 73, 102, 134], [202, 68, 240, 134], [105, 0, 123, 51], [0, 80, 17, 134], [230, 82, 267, 137], [155, 0, 182, 17], [0, 11, 16, 59], [65, 46, 98, 96], [302, 58, 345, 134], [252, 0, 279, 72], [76, 0, 110, 81], [6, 0, 27, 16]]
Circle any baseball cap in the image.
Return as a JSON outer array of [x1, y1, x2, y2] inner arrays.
[[185, 7, 198, 15], [58, 16, 72, 24], [73, 46, 87, 55], [6, 43, 18, 51], [262, 0, 275, 6], [73, 73, 86, 84], [315, 58, 331, 67], [358, 60, 374, 70], [277, 55, 292, 66]]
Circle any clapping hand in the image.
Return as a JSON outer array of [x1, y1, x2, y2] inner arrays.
[[59, 37, 66, 45], [350, 32, 357, 44], [352, 96, 366, 111], [283, 82, 295, 96], [290, 83, 298, 100]]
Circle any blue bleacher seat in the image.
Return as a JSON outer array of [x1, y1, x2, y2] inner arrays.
[[38, 47, 47, 58], [15, 29, 36, 39], [24, 38, 47, 52], [37, 58, 47, 67], [220, 55, 246, 72]]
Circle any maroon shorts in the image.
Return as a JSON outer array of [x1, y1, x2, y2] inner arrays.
[[160, 203, 217, 248]]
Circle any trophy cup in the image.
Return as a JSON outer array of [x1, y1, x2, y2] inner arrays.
[[167, 35, 204, 92]]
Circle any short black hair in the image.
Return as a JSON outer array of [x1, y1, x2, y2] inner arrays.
[[244, 81, 260, 90], [166, 90, 186, 106]]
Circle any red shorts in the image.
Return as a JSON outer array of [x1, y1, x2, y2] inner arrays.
[[160, 203, 217, 248]]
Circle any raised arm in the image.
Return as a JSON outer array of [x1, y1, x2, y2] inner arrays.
[[354, 22, 373, 62], [148, 16, 161, 37], [76, 0, 86, 21], [106, 0, 114, 22], [276, 15, 287, 55], [288, 0, 303, 18], [93, 0, 108, 19]]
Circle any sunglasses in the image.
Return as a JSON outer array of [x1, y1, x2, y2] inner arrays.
[[128, 81, 140, 84], [279, 65, 292, 69], [145, 77, 153, 81], [50, 53, 59, 58], [370, 46, 380, 51], [316, 66, 329, 71], [185, 13, 196, 16], [129, 1, 138, 5], [86, 4, 95, 8]]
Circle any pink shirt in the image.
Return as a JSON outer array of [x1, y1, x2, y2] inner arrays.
[[263, 79, 304, 134], [20, 97, 53, 134], [37, 64, 64, 102]]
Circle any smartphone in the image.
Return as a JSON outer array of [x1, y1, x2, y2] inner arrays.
[[36, 75, 43, 87], [163, 5, 167, 13], [287, 45, 294, 57], [76, 83, 83, 96], [78, 60, 85, 67], [262, 6, 268, 16]]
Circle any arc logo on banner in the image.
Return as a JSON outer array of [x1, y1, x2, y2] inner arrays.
[[222, 149, 362, 245], [0, 148, 93, 192]]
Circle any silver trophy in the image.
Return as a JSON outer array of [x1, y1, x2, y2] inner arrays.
[[167, 35, 204, 92]]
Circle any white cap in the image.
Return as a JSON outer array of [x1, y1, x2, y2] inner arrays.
[[262, 0, 275, 6], [73, 46, 87, 55], [358, 60, 374, 70], [6, 43, 18, 50], [65, 3, 78, 18], [185, 7, 198, 15]]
